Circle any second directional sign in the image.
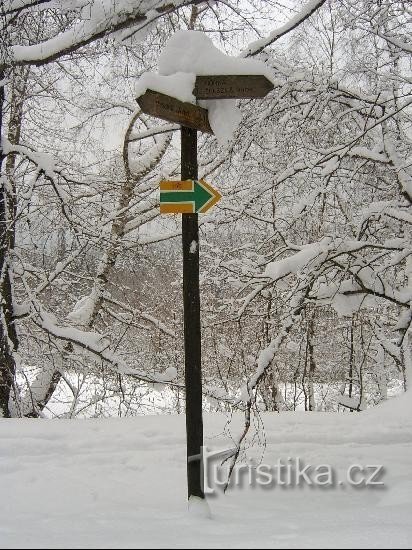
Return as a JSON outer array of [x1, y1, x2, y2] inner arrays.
[[160, 179, 221, 214]]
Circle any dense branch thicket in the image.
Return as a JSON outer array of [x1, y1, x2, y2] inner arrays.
[[0, 0, 411, 419]]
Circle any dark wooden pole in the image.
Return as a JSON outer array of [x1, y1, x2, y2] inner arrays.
[[181, 125, 204, 500]]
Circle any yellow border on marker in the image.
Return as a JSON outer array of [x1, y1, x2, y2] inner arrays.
[[198, 178, 222, 213], [160, 203, 194, 214], [160, 180, 193, 192]]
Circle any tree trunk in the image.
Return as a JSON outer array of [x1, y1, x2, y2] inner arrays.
[[348, 316, 355, 412], [307, 314, 316, 412], [0, 67, 19, 417]]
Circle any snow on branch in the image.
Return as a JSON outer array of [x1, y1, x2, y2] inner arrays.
[[3, 0, 57, 16], [374, 329, 401, 362], [9, 1, 203, 66], [261, 240, 329, 283], [1, 139, 80, 228], [128, 123, 179, 143], [242, 237, 411, 324], [128, 132, 172, 180], [347, 147, 389, 164], [2, 138, 59, 179], [383, 133, 412, 203], [28, 301, 179, 385], [103, 295, 176, 339], [241, 0, 327, 57], [376, 31, 412, 54], [223, 289, 308, 489], [238, 290, 307, 405]]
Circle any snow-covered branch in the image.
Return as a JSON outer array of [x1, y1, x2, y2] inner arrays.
[[241, 0, 327, 57], [8, 1, 205, 67]]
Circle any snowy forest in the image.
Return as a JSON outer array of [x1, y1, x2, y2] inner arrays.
[[1, 0, 411, 420], [1, 1, 412, 548]]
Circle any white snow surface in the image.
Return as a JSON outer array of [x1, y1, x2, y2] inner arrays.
[[190, 240, 198, 254], [199, 98, 243, 146], [338, 394, 366, 411], [1, 394, 412, 548], [135, 72, 197, 104], [67, 292, 97, 326], [263, 241, 328, 280], [158, 30, 273, 79]]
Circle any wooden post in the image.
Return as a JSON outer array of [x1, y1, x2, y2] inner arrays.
[[181, 126, 204, 500], [136, 74, 274, 503]]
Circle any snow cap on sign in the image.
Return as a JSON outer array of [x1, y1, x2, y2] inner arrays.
[[135, 72, 197, 105], [158, 30, 274, 80], [136, 30, 274, 145]]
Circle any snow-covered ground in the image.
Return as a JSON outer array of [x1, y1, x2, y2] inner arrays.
[[1, 394, 411, 549]]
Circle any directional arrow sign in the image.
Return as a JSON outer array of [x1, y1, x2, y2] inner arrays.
[[137, 90, 213, 134], [160, 179, 221, 214], [194, 75, 274, 99]]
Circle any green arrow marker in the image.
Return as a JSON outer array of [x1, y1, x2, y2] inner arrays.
[[160, 179, 221, 214]]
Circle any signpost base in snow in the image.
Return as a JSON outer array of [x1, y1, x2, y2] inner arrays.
[[181, 126, 204, 500]]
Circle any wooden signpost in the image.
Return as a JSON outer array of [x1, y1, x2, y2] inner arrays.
[[136, 75, 273, 130], [137, 74, 274, 503]]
